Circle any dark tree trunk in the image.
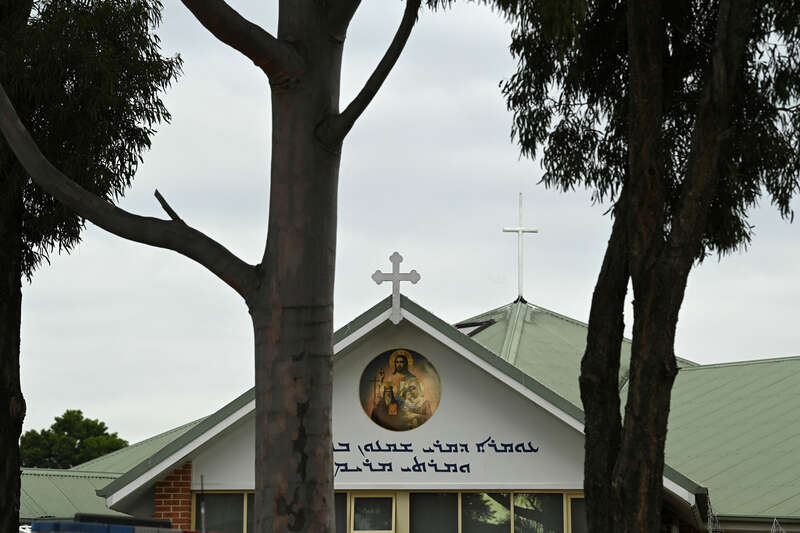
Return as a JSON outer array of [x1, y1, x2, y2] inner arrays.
[[579, 194, 628, 533], [581, 1, 756, 532], [0, 4, 29, 526], [250, 8, 342, 532], [0, 162, 25, 532]]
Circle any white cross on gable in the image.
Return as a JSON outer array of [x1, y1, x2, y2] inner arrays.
[[503, 193, 539, 299], [372, 252, 420, 324]]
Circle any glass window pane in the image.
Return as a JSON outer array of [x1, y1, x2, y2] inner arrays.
[[513, 493, 563, 533], [246, 494, 254, 533], [462, 493, 511, 533], [195, 493, 244, 533], [569, 499, 587, 533], [409, 493, 457, 533], [335, 493, 347, 533], [353, 497, 393, 531]]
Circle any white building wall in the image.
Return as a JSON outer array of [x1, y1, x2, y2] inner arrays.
[[187, 319, 584, 491]]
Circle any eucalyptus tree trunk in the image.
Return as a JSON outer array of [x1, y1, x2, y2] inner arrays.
[[579, 1, 756, 532], [249, 12, 343, 530], [0, 1, 422, 531], [0, 163, 25, 533]]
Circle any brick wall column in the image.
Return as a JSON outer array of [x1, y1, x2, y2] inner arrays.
[[153, 462, 192, 530]]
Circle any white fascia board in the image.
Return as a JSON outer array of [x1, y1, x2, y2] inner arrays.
[[663, 477, 696, 507], [106, 399, 255, 508], [334, 309, 392, 354]]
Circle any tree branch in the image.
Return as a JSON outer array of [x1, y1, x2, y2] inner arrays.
[[0, 83, 258, 299], [317, 0, 421, 145], [180, 0, 303, 83], [154, 189, 183, 222], [669, 0, 755, 258], [327, 0, 362, 43]]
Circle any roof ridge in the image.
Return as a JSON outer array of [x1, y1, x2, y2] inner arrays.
[[455, 300, 518, 325], [679, 354, 800, 370]]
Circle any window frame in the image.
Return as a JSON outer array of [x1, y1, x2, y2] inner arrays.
[[350, 492, 397, 533], [190, 490, 252, 533]]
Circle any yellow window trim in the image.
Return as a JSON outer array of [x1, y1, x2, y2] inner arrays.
[[350, 492, 396, 533]]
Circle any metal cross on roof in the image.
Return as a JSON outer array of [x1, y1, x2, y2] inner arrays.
[[372, 252, 420, 324], [503, 193, 539, 299]]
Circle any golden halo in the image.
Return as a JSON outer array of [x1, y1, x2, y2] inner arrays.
[[389, 349, 414, 369]]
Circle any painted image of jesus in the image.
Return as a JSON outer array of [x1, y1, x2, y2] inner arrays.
[[359, 348, 441, 431]]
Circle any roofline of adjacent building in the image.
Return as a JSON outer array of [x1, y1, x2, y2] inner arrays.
[[97, 388, 255, 500], [677, 354, 800, 371], [719, 515, 800, 524], [70, 416, 207, 474], [98, 294, 707, 515], [22, 468, 120, 479]]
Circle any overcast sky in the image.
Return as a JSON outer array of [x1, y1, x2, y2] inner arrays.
[[19, 1, 800, 443]]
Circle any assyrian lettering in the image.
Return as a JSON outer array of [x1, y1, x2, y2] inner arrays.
[[332, 436, 538, 477]]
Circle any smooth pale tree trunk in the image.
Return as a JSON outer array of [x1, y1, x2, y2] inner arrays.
[[0, 1, 422, 531], [579, 1, 756, 532], [249, 15, 343, 531]]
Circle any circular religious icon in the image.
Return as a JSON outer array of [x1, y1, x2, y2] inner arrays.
[[359, 348, 442, 431]]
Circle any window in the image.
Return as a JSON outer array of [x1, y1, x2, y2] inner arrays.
[[246, 494, 254, 533], [461, 493, 511, 533], [194, 493, 244, 533], [513, 493, 564, 533], [351, 495, 395, 532], [568, 498, 587, 533], [410, 493, 458, 533], [336, 493, 348, 533]]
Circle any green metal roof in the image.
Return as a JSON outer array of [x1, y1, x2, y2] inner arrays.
[[20, 469, 125, 522], [71, 417, 206, 474], [458, 298, 696, 410], [665, 356, 800, 519], [97, 389, 255, 498]]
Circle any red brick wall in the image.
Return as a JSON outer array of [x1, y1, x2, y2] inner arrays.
[[154, 462, 192, 530]]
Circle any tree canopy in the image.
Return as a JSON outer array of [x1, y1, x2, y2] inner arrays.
[[0, 1, 179, 529], [502, 0, 800, 256], [3, 0, 182, 277], [20, 409, 128, 469], [499, 1, 799, 532]]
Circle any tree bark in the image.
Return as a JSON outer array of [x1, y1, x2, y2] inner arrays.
[[1, 2, 30, 528], [579, 194, 629, 533], [0, 161, 26, 532], [250, 6, 342, 532]]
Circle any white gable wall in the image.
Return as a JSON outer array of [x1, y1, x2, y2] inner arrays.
[[332, 320, 584, 490], [191, 415, 255, 490], [183, 319, 585, 492]]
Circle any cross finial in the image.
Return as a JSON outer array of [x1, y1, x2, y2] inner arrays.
[[372, 252, 420, 324], [503, 193, 538, 299]]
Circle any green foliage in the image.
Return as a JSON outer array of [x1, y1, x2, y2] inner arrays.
[[20, 409, 128, 468], [501, 0, 800, 257], [0, 0, 181, 278]]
